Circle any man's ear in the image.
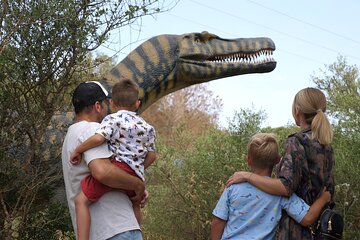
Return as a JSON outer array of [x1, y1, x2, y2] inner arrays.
[[93, 101, 102, 113]]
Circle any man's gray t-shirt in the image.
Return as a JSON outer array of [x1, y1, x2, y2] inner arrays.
[[62, 121, 140, 240]]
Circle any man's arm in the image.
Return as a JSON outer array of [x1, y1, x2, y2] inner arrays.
[[88, 158, 145, 202], [144, 152, 156, 169], [211, 216, 226, 240], [227, 172, 289, 196], [300, 190, 330, 226]]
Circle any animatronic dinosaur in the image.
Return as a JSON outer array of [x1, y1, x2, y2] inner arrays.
[[102, 31, 276, 113], [45, 31, 276, 160]]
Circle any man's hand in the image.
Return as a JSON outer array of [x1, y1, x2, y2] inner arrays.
[[140, 190, 149, 208], [130, 183, 146, 203], [70, 151, 82, 165]]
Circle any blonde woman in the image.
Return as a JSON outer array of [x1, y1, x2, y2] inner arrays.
[[227, 88, 335, 239]]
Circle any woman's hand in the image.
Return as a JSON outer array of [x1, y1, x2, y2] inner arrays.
[[318, 188, 331, 204], [226, 171, 252, 187]]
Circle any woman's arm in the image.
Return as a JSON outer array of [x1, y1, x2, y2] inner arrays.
[[226, 172, 289, 196], [300, 190, 330, 226]]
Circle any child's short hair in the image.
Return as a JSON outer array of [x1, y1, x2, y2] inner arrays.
[[111, 78, 139, 108], [247, 133, 279, 170]]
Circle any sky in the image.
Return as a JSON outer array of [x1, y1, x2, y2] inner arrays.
[[98, 0, 360, 128]]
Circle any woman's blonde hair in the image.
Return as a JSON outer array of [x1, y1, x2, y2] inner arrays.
[[247, 133, 279, 170], [292, 87, 333, 145]]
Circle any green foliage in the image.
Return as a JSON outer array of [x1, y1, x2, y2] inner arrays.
[[311, 56, 360, 238], [144, 129, 244, 239], [143, 108, 264, 239], [227, 107, 266, 138], [23, 202, 74, 240], [262, 125, 299, 155], [312, 56, 360, 135], [330, 129, 360, 238], [334, 183, 359, 239]]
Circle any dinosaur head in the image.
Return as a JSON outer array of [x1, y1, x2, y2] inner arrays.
[[177, 31, 276, 84], [103, 31, 276, 113]]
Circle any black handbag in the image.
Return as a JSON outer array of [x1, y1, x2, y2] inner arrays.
[[312, 206, 344, 240]]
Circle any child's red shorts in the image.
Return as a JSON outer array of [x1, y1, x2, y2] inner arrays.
[[80, 159, 138, 202]]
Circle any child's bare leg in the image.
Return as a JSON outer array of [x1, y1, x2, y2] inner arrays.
[[75, 191, 92, 240], [133, 202, 141, 225]]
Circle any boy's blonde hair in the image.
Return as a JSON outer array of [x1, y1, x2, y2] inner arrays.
[[111, 78, 139, 108], [292, 87, 333, 145], [247, 133, 279, 170]]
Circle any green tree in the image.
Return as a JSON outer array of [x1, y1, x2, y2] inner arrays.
[[0, 0, 175, 238], [311, 56, 360, 238], [227, 107, 267, 141], [312, 56, 360, 134]]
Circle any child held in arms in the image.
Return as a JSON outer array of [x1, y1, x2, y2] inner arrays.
[[71, 79, 156, 240]]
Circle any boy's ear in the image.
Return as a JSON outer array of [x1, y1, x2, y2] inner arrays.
[[246, 155, 252, 166], [109, 99, 116, 108], [135, 99, 141, 110]]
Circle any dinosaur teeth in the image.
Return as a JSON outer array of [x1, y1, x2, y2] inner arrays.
[[210, 50, 274, 64]]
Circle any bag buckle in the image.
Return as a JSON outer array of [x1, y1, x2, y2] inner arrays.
[[328, 218, 332, 232]]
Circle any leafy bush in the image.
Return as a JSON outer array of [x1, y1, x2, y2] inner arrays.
[[143, 109, 264, 239], [23, 202, 74, 240]]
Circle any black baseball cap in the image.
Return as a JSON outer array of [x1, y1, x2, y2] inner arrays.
[[72, 81, 110, 110]]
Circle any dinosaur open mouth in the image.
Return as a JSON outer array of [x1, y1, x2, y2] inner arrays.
[[210, 49, 275, 64]]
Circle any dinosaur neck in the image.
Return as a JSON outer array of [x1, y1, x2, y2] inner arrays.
[[103, 35, 180, 113]]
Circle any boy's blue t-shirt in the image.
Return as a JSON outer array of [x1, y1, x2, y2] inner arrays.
[[212, 181, 309, 240]]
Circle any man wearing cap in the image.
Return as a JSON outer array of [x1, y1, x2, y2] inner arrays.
[[62, 81, 144, 240]]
